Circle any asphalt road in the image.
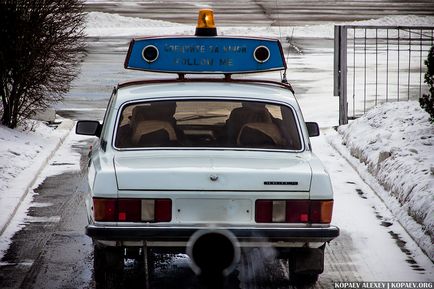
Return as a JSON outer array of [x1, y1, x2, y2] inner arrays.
[[1, 1, 434, 288], [0, 131, 431, 289], [0, 139, 94, 289], [84, 0, 434, 26], [0, 136, 358, 289]]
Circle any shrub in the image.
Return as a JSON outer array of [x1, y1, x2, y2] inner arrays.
[[0, 0, 86, 128], [419, 45, 434, 123]]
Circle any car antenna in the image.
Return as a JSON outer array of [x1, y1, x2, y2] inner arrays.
[[274, 0, 287, 84]]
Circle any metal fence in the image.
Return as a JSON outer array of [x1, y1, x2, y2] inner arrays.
[[334, 25, 434, 125]]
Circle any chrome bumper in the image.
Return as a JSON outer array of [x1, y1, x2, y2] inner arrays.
[[86, 225, 339, 245]]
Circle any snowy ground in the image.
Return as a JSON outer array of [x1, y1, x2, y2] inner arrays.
[[1, 11, 433, 272], [0, 119, 79, 258], [85, 11, 434, 39], [329, 101, 434, 261]]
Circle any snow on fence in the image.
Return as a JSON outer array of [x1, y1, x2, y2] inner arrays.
[[334, 25, 434, 125]]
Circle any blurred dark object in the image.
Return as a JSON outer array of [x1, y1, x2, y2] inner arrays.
[[188, 229, 240, 289]]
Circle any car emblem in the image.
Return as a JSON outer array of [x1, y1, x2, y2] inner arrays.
[[210, 175, 219, 181], [264, 181, 298, 185]]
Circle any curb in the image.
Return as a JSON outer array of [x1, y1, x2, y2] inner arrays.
[[0, 119, 75, 237]]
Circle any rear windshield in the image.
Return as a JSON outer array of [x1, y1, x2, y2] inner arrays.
[[114, 100, 302, 150]]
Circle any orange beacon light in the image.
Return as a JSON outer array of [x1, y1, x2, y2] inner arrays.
[[195, 9, 217, 36]]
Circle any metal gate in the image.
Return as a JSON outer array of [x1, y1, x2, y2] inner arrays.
[[334, 25, 434, 125]]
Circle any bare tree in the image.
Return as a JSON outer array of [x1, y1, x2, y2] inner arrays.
[[0, 0, 86, 128]]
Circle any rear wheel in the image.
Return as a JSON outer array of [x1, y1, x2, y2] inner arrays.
[[289, 272, 319, 287], [283, 244, 325, 287], [94, 244, 124, 289]]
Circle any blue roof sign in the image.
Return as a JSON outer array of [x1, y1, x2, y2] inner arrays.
[[124, 36, 286, 74]]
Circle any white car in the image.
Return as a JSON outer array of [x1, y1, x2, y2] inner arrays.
[[76, 9, 339, 289]]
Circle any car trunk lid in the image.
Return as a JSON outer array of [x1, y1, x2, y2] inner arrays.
[[114, 151, 311, 192]]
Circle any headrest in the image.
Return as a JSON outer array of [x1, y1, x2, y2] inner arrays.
[[132, 120, 177, 145], [241, 102, 267, 111], [131, 102, 176, 123], [237, 122, 286, 146]]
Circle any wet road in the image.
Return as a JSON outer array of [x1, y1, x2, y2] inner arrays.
[[84, 0, 434, 26], [0, 138, 94, 289], [0, 135, 348, 289], [0, 130, 432, 289], [56, 35, 335, 122], [0, 137, 360, 289], [1, 1, 434, 288], [58, 0, 434, 121]]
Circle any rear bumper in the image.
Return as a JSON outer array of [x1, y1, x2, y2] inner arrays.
[[86, 225, 339, 245]]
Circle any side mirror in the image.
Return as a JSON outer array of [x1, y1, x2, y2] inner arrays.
[[76, 120, 101, 137], [306, 122, 320, 137]]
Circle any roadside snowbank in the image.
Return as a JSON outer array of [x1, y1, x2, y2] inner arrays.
[[0, 119, 74, 258], [85, 12, 192, 37], [85, 12, 434, 39], [331, 101, 434, 260]]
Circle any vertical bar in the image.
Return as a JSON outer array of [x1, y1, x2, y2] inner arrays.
[[339, 26, 348, 125], [364, 28, 367, 113], [420, 29, 423, 98], [408, 29, 411, 100], [353, 28, 356, 119], [334, 26, 341, 97], [143, 245, 150, 289], [397, 29, 400, 101], [375, 28, 378, 105], [386, 29, 389, 102]]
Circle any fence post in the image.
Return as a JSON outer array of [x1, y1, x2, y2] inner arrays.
[[334, 25, 348, 125]]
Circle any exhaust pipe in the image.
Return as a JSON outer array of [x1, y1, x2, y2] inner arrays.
[[187, 229, 240, 287]]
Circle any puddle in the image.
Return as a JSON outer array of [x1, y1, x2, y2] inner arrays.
[[25, 216, 61, 223], [50, 162, 75, 166], [388, 231, 425, 272], [355, 189, 367, 199], [30, 202, 53, 208], [373, 210, 393, 227], [380, 221, 393, 227], [0, 259, 34, 267], [373, 210, 383, 220]]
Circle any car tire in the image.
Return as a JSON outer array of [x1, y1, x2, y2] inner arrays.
[[289, 272, 319, 287], [94, 244, 124, 289]]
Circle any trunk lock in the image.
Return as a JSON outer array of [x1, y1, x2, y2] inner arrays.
[[210, 175, 219, 181]]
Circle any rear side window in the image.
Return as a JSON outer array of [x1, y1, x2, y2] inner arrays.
[[114, 100, 302, 150]]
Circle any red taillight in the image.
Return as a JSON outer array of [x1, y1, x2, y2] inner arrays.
[[155, 199, 172, 222], [93, 198, 116, 221], [255, 200, 273, 222], [286, 200, 310, 223], [118, 199, 141, 222], [310, 200, 333, 223], [255, 200, 333, 224], [93, 198, 172, 222]]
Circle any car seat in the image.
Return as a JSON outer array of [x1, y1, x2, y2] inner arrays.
[[226, 102, 273, 144], [237, 122, 286, 148]]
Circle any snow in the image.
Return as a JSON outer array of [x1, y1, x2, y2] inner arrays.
[[85, 12, 192, 37], [1, 11, 433, 277], [0, 119, 76, 259], [329, 101, 434, 260], [85, 12, 434, 39], [348, 15, 434, 27], [312, 134, 434, 281], [0, 121, 66, 228]]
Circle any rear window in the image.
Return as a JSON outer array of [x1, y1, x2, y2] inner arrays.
[[114, 100, 302, 150]]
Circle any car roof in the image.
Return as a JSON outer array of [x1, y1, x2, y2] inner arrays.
[[114, 79, 297, 109]]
